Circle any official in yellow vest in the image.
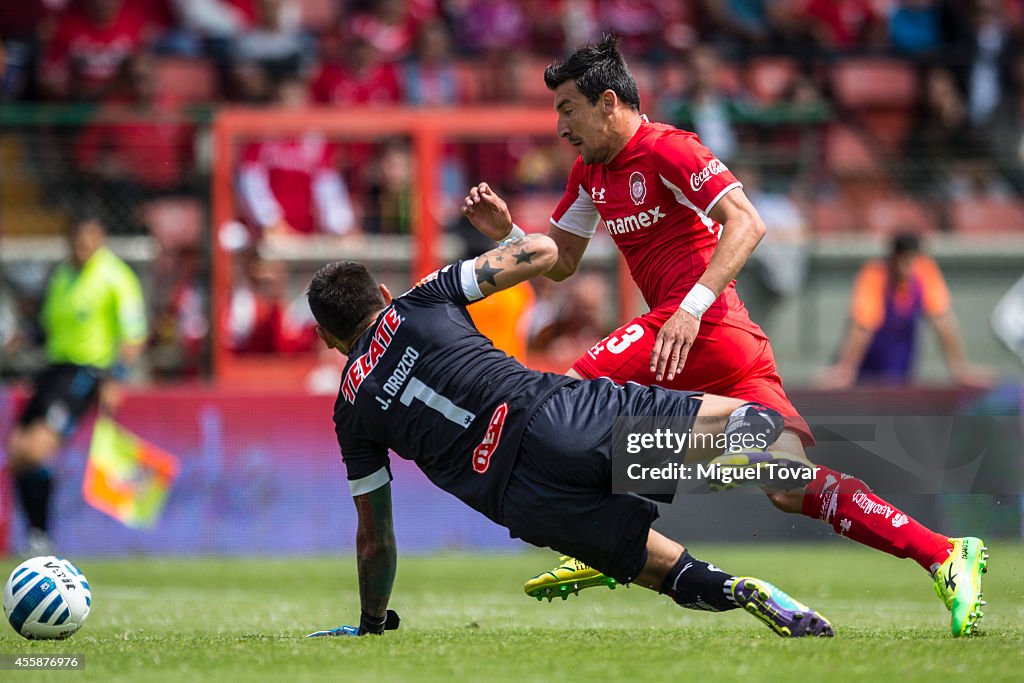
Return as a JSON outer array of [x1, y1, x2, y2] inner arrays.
[[6, 215, 147, 555]]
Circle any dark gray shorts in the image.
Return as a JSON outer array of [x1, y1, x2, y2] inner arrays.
[[501, 380, 703, 583]]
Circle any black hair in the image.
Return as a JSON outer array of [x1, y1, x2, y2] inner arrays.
[[306, 261, 386, 342], [68, 210, 106, 236], [543, 34, 641, 111], [890, 231, 921, 257]]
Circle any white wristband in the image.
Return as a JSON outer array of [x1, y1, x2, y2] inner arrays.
[[679, 283, 716, 319], [500, 224, 526, 244]]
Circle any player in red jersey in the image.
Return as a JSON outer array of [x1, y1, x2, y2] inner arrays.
[[462, 35, 986, 637]]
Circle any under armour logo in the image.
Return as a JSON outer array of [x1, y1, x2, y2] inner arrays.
[[591, 186, 606, 202]]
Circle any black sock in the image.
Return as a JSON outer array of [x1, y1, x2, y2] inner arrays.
[[15, 468, 52, 533], [659, 550, 738, 612]]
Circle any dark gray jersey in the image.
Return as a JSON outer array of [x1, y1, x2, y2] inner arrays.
[[333, 260, 573, 523]]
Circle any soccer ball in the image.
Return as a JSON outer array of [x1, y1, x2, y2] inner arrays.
[[3, 556, 91, 640]]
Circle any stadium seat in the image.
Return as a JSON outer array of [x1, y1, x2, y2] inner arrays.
[[453, 60, 482, 103], [825, 125, 880, 176], [515, 56, 558, 105], [864, 196, 936, 235], [831, 59, 917, 110], [152, 57, 217, 105], [296, 0, 339, 33], [746, 57, 798, 105], [508, 193, 563, 233], [952, 197, 1024, 234], [810, 198, 859, 234]]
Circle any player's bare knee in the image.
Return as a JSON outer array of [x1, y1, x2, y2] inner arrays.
[[9, 424, 60, 471]]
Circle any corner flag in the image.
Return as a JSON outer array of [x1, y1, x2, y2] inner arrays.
[[83, 417, 180, 529]]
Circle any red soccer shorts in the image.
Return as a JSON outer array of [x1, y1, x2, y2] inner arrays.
[[571, 305, 815, 446]]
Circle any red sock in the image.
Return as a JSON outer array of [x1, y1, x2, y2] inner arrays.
[[802, 466, 951, 572]]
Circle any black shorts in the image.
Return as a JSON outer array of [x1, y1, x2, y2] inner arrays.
[[18, 364, 102, 438], [501, 379, 703, 583]]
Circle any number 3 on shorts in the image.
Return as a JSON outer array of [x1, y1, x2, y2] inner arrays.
[[606, 323, 645, 354]]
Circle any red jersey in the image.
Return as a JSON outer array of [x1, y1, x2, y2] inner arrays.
[[550, 120, 760, 335], [238, 136, 352, 235], [310, 62, 402, 105], [41, 4, 149, 95]]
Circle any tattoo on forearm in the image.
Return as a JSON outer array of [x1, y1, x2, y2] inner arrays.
[[514, 249, 537, 264], [355, 485, 397, 617], [475, 260, 502, 287]]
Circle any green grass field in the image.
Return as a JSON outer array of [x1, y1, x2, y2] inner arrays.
[[2, 543, 1022, 682]]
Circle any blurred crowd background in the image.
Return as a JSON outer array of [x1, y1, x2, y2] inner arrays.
[[2, 0, 1023, 386]]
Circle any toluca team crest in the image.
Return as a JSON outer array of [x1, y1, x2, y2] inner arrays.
[[629, 172, 647, 205]]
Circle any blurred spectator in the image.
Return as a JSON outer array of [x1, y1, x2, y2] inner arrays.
[[362, 140, 413, 234], [951, 0, 1019, 129], [349, 0, 425, 64], [529, 272, 612, 365], [790, 0, 885, 51], [401, 20, 462, 106], [596, 0, 697, 58], [150, 245, 208, 377], [310, 35, 402, 105], [229, 0, 310, 81], [220, 222, 315, 354], [887, 0, 945, 56], [0, 0, 70, 100], [237, 75, 357, 239], [701, 0, 791, 55], [451, 0, 528, 56], [904, 66, 973, 198], [172, 0, 255, 40], [664, 46, 739, 163], [734, 165, 808, 334], [818, 232, 992, 388], [74, 54, 198, 232], [39, 0, 156, 100]]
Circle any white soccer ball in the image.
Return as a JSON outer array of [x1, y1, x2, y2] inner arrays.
[[3, 556, 91, 639]]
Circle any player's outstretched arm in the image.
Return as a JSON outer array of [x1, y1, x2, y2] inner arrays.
[[353, 482, 397, 630], [472, 233, 558, 297]]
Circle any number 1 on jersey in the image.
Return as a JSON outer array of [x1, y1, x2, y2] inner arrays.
[[400, 377, 476, 427]]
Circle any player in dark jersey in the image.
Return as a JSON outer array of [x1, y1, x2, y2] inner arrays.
[[462, 35, 987, 638], [305, 233, 833, 639]]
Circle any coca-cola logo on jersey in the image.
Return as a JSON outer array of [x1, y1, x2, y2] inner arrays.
[[689, 159, 728, 192]]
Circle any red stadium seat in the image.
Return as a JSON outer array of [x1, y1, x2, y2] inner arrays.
[[453, 60, 482, 103], [514, 56, 558, 105], [747, 57, 798, 105], [810, 198, 859, 234], [952, 197, 1024, 234], [508, 193, 563, 234], [831, 59, 917, 109], [152, 57, 217, 104], [865, 196, 936, 235], [826, 125, 880, 175], [296, 0, 339, 33]]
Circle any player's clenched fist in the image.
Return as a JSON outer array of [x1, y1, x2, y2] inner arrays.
[[462, 182, 514, 241], [650, 309, 700, 381]]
